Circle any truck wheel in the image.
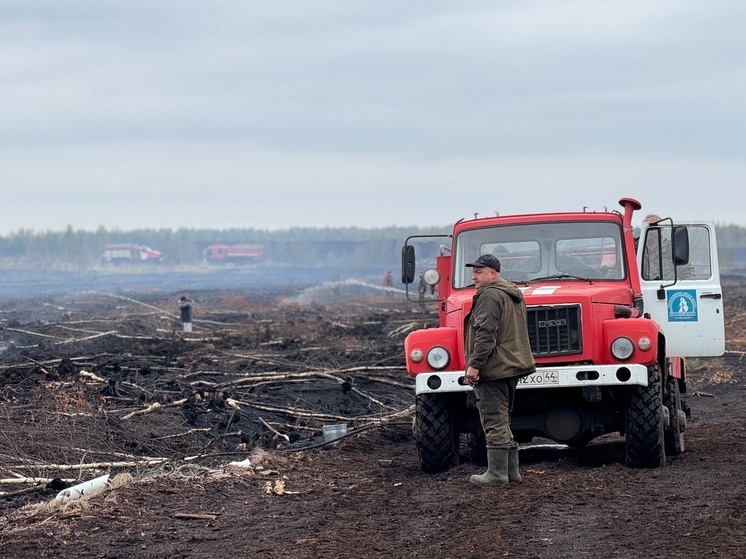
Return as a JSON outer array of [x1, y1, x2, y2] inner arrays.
[[414, 393, 458, 474], [663, 372, 685, 456], [466, 428, 487, 466], [625, 363, 666, 468]]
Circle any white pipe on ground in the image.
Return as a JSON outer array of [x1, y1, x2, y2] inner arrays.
[[54, 474, 111, 504]]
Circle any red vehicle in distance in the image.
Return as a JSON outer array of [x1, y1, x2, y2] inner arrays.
[[204, 244, 264, 264], [102, 244, 162, 264]]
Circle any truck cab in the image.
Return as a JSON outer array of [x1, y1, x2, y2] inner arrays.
[[402, 198, 724, 472]]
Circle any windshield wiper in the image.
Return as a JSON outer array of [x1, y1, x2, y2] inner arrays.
[[530, 274, 594, 283]]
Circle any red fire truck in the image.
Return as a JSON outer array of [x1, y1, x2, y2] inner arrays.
[[204, 244, 263, 264], [402, 198, 724, 472], [102, 244, 162, 264]]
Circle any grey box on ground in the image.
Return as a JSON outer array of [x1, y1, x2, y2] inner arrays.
[[323, 424, 348, 442]]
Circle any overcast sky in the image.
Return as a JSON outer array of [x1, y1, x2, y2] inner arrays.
[[1, 0, 744, 235]]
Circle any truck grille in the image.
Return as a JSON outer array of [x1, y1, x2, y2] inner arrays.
[[527, 305, 582, 357]]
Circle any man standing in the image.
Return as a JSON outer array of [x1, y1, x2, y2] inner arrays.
[[418, 271, 427, 300], [463, 254, 535, 486], [179, 296, 193, 333], [640, 213, 695, 281]]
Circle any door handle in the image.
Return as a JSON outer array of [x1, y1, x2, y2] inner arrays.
[[700, 293, 722, 299]]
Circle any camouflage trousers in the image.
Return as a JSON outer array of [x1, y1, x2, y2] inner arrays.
[[475, 377, 519, 449]]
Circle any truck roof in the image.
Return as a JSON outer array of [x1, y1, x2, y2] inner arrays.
[[454, 209, 624, 232]]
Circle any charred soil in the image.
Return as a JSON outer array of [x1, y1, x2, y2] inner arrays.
[[0, 281, 744, 559]]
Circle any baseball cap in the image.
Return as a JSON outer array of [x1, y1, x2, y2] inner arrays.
[[465, 254, 501, 272]]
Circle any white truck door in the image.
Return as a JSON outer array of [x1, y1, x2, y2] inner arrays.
[[638, 221, 725, 357]]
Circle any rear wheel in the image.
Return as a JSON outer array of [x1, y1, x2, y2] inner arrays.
[[625, 363, 666, 468], [414, 393, 458, 474], [664, 370, 685, 456], [465, 427, 487, 466]]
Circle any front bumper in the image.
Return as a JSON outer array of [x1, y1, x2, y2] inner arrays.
[[414, 364, 649, 396]]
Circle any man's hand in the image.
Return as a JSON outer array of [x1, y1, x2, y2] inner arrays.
[[465, 366, 480, 386]]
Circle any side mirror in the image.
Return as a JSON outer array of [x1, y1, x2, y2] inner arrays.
[[673, 226, 690, 266], [401, 245, 416, 284]]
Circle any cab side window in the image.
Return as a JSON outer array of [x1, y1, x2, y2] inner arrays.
[[641, 226, 709, 281]]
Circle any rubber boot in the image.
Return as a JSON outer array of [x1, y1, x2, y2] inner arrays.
[[508, 448, 521, 482], [470, 448, 509, 486]]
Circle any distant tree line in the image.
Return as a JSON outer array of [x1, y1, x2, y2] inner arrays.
[[1, 223, 745, 271], [0, 225, 449, 270]]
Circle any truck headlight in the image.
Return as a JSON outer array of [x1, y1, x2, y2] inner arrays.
[[611, 337, 634, 360], [410, 348, 424, 363], [426, 346, 450, 369], [423, 268, 440, 285]]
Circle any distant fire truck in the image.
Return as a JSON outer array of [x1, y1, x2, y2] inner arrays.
[[102, 244, 162, 264], [402, 198, 724, 472], [204, 244, 264, 264]]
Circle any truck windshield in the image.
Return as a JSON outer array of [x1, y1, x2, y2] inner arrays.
[[453, 221, 625, 288]]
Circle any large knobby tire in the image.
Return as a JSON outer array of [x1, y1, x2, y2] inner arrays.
[[663, 371, 685, 456], [465, 428, 487, 466], [414, 393, 458, 474], [625, 363, 666, 468]]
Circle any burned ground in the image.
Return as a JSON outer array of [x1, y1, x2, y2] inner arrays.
[[0, 280, 744, 558]]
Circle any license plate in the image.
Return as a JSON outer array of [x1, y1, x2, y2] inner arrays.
[[519, 370, 559, 386]]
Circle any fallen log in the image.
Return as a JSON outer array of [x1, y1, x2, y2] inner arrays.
[[0, 477, 77, 486], [23, 459, 168, 471], [120, 398, 187, 420], [258, 416, 291, 442]]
